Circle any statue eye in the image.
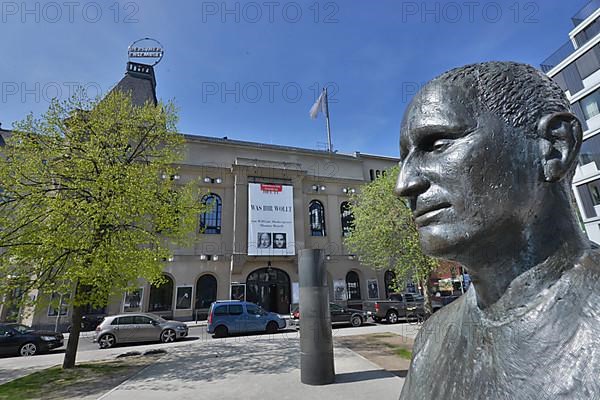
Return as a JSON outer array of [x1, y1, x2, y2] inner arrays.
[[430, 138, 453, 151]]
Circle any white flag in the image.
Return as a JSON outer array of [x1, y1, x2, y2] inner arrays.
[[309, 90, 328, 119]]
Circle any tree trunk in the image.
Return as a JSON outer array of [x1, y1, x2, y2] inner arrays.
[[420, 276, 433, 317], [63, 283, 82, 369]]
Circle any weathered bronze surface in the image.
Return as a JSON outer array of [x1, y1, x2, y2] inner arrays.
[[395, 62, 600, 399]]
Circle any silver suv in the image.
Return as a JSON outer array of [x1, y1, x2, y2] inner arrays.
[[94, 313, 188, 349]]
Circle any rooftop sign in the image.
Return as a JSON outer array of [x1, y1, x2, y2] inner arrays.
[[127, 37, 164, 66]]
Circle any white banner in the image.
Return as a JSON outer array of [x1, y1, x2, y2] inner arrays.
[[248, 183, 295, 256]]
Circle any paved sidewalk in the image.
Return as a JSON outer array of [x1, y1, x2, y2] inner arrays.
[[100, 336, 404, 400]]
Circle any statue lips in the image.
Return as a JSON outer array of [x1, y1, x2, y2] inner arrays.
[[414, 202, 451, 227]]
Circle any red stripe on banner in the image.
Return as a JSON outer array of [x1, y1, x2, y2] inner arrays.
[[260, 184, 282, 192]]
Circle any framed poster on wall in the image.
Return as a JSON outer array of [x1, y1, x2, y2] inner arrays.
[[175, 286, 193, 310], [123, 288, 143, 312], [231, 283, 246, 301], [367, 279, 379, 299], [333, 280, 347, 301]]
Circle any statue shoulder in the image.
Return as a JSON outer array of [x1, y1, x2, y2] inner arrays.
[[573, 249, 600, 284], [414, 292, 472, 352]]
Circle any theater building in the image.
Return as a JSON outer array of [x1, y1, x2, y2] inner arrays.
[[0, 61, 399, 329]]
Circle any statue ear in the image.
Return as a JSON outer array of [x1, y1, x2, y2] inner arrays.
[[537, 112, 582, 182]]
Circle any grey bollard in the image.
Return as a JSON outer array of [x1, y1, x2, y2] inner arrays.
[[299, 249, 335, 385]]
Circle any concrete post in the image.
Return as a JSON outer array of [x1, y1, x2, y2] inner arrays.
[[299, 249, 335, 385]]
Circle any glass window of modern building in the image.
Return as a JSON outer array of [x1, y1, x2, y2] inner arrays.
[[576, 178, 600, 218], [581, 87, 600, 120], [579, 133, 600, 167]]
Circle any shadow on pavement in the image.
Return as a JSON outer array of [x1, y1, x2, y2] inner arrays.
[[217, 329, 298, 339], [389, 370, 408, 378], [334, 369, 397, 383], [118, 338, 302, 391]]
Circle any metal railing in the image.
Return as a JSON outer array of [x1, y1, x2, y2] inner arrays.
[[540, 40, 575, 73]]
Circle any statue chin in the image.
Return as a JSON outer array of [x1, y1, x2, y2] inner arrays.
[[417, 224, 466, 261]]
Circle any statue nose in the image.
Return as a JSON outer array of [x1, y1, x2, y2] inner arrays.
[[395, 170, 430, 198]]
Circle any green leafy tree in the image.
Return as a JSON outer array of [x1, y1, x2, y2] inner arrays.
[[344, 165, 438, 314], [0, 91, 204, 368]]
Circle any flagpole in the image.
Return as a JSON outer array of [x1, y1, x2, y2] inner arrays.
[[324, 88, 332, 152]]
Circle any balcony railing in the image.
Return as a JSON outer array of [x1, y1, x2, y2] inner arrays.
[[572, 0, 600, 27], [540, 40, 575, 73]]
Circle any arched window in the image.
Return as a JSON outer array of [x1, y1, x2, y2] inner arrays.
[[309, 200, 326, 236], [149, 275, 174, 312], [340, 201, 354, 237], [200, 193, 222, 234], [195, 274, 217, 309], [384, 270, 396, 298], [346, 271, 361, 300]]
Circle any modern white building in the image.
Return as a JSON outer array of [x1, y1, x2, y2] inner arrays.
[[541, 0, 600, 244]]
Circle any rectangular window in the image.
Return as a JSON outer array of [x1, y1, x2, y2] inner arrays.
[[581, 88, 600, 120], [214, 305, 228, 316], [118, 316, 135, 325], [47, 293, 69, 317], [575, 18, 600, 47], [246, 304, 260, 315], [229, 304, 243, 315], [563, 62, 584, 94], [134, 316, 153, 325], [589, 181, 600, 205], [575, 44, 600, 79], [575, 30, 588, 48], [576, 181, 600, 218], [579, 133, 600, 167], [551, 71, 568, 92], [572, 101, 590, 131]]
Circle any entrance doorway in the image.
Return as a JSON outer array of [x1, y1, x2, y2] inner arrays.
[[246, 267, 291, 314]]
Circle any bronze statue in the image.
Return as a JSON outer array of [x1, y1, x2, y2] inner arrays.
[[395, 62, 600, 399]]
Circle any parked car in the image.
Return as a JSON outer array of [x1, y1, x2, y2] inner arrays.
[[0, 323, 64, 357], [363, 293, 426, 323], [67, 314, 105, 333], [94, 313, 188, 349], [207, 301, 286, 338], [290, 303, 367, 329]]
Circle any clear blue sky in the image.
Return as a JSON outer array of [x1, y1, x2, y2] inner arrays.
[[0, 0, 588, 157]]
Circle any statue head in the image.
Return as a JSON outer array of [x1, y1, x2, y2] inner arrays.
[[395, 62, 583, 263]]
